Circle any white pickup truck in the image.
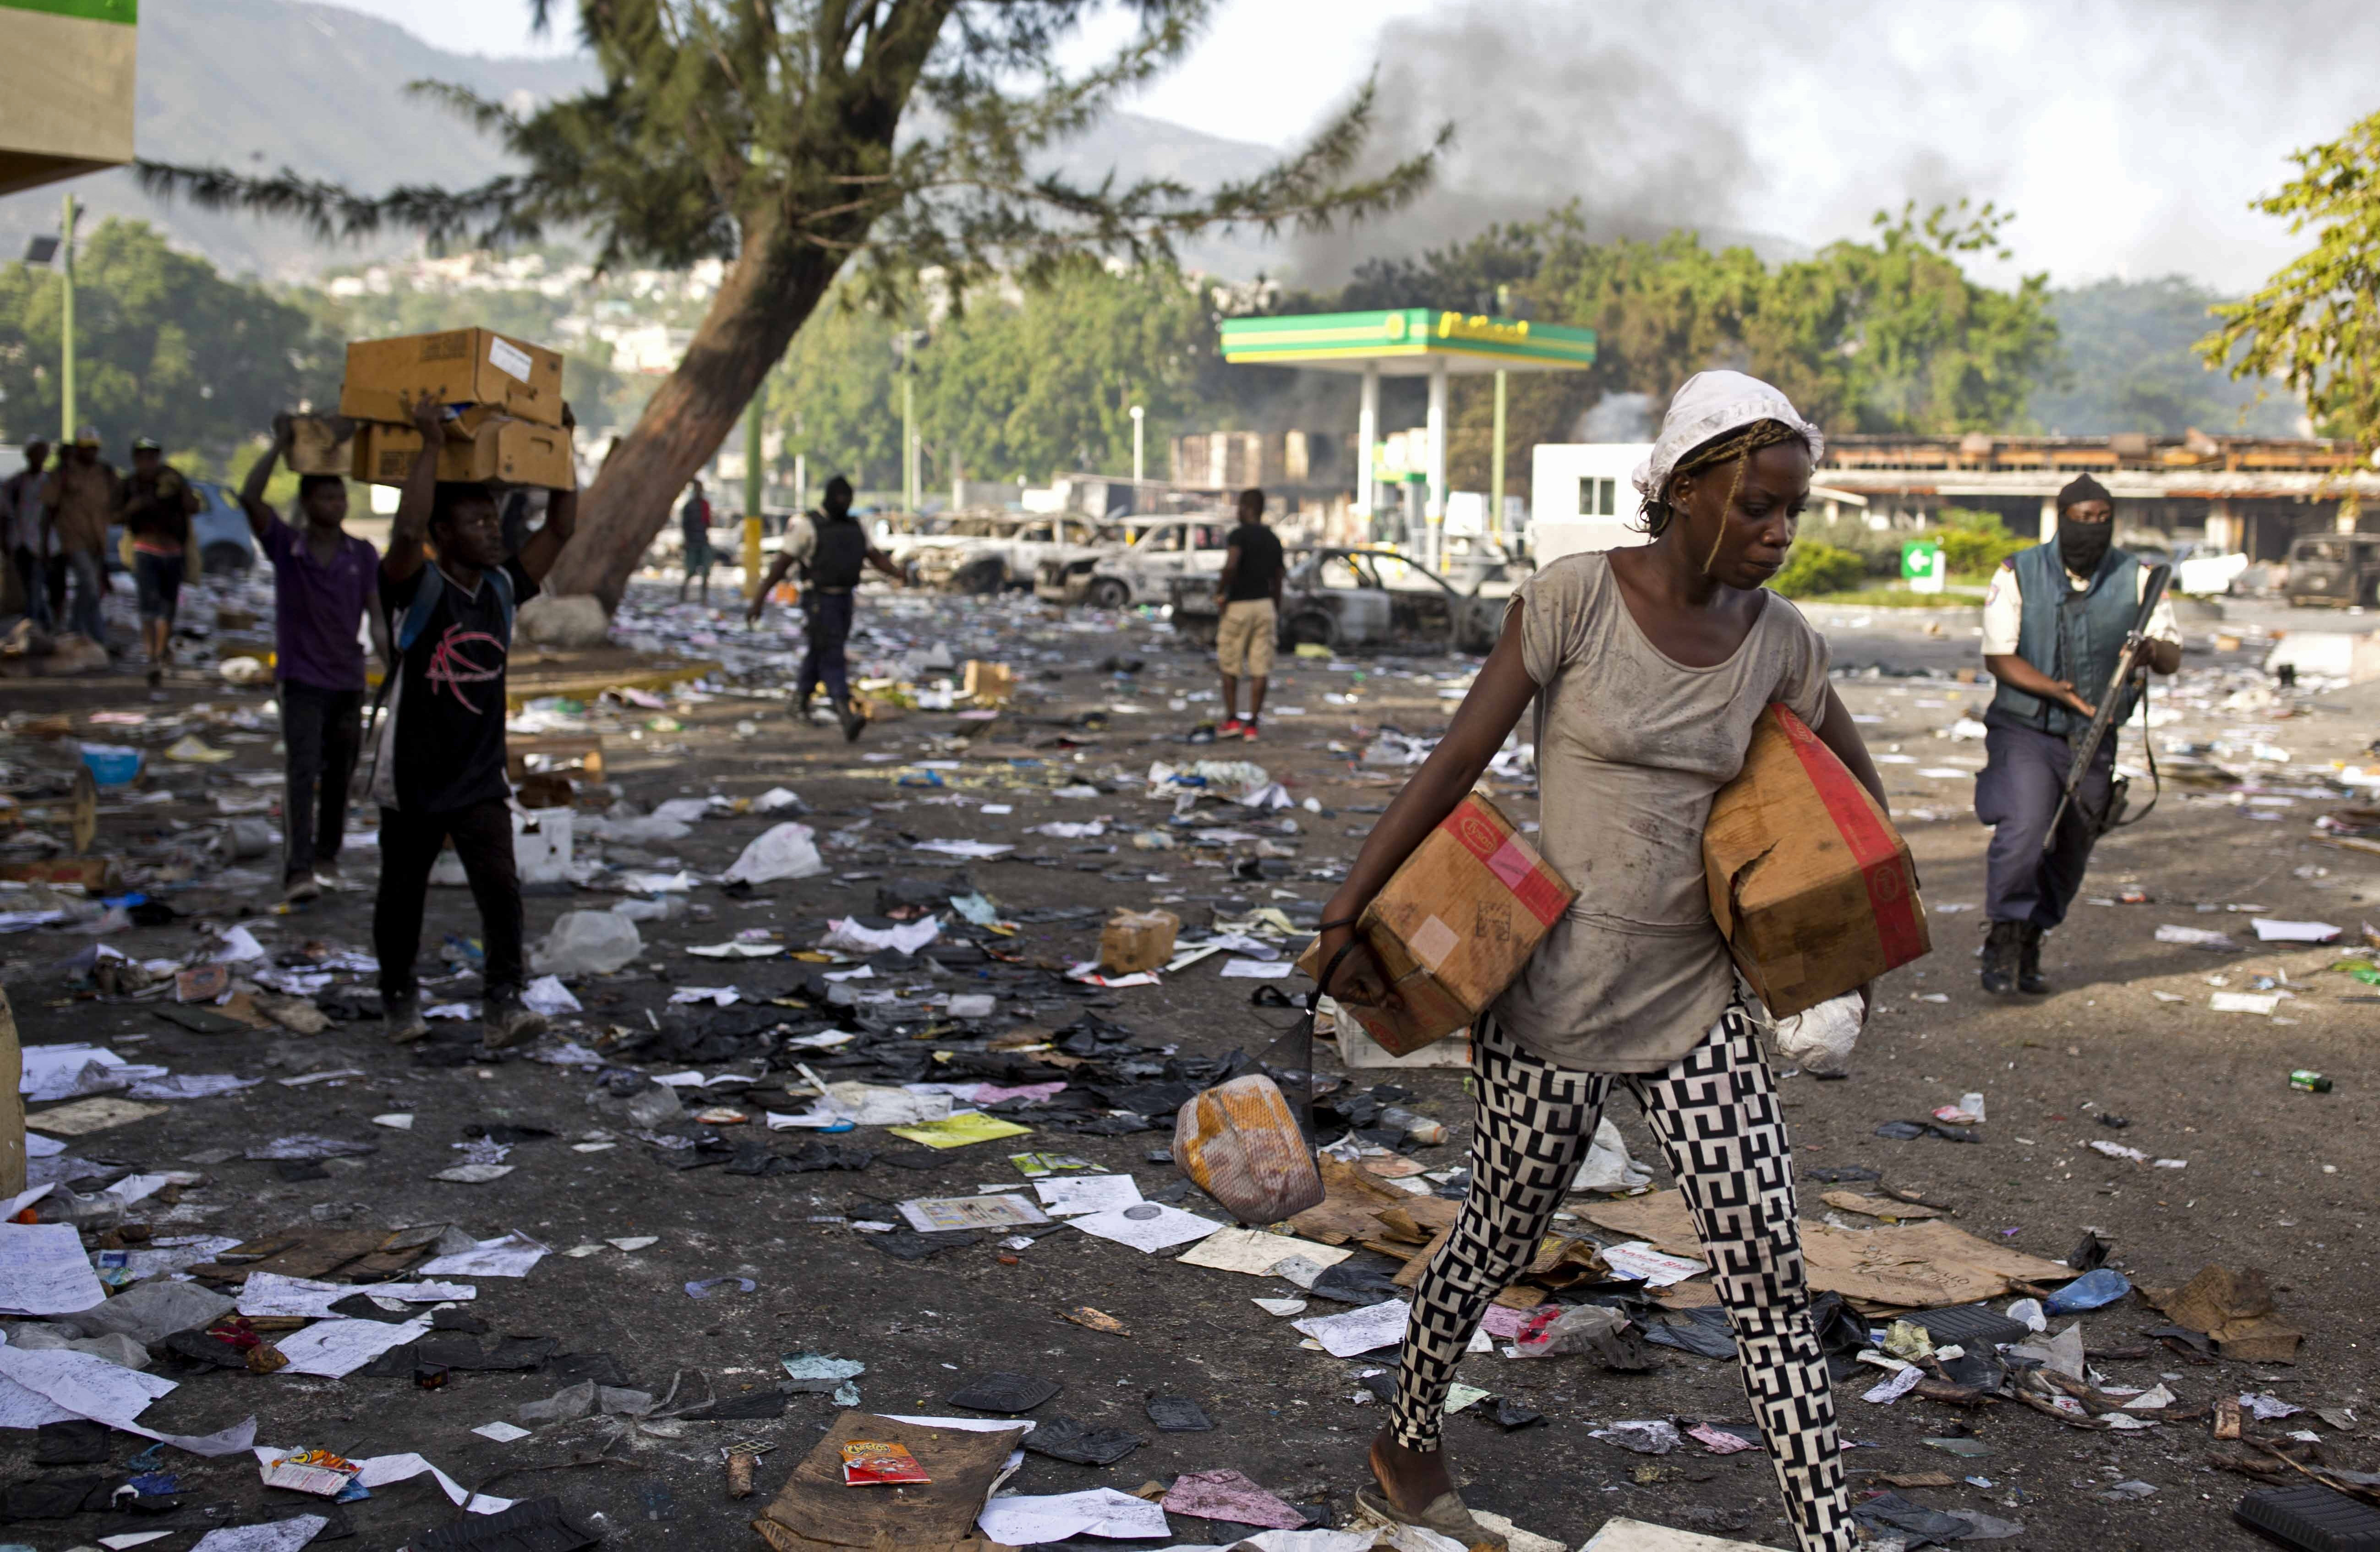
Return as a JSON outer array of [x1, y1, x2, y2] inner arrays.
[[1033, 515, 1235, 608]]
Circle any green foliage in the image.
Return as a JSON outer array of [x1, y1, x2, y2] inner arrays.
[[767, 295, 903, 492], [1529, 201, 2057, 435], [1935, 507, 2033, 578], [2035, 277, 2303, 436], [1769, 540, 1866, 598], [2199, 108, 2380, 502], [0, 219, 338, 455]]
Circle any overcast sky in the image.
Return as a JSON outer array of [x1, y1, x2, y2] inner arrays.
[[317, 0, 2380, 294]]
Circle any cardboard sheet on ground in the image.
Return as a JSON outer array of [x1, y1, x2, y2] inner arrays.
[[978, 1487, 1171, 1543], [753, 1410, 1027, 1552], [0, 1222, 105, 1315], [30, 1097, 168, 1136], [1286, 1155, 1421, 1246], [1176, 1226, 1353, 1279], [1581, 1191, 2069, 1308]]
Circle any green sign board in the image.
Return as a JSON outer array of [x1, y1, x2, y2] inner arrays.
[[1901, 539, 1946, 594]]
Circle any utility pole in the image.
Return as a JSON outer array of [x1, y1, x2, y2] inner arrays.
[[1130, 404, 1145, 487], [742, 392, 764, 600], [60, 193, 77, 445]]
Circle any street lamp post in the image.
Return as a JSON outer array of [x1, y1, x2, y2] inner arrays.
[[1129, 404, 1144, 508], [59, 193, 77, 445]]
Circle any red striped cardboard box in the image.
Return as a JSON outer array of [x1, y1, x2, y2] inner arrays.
[[1297, 791, 1574, 1056], [1704, 704, 1930, 1017]]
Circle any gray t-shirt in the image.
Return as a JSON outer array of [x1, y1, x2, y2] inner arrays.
[[1491, 552, 1832, 1072]]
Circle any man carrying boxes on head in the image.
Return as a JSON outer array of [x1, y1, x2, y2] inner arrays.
[[369, 395, 579, 1049]]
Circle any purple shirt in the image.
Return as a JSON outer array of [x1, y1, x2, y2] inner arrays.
[[259, 519, 380, 691]]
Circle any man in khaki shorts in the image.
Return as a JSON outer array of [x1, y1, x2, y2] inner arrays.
[[1214, 486, 1284, 741]]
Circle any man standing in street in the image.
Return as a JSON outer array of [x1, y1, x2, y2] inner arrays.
[[677, 479, 715, 604], [372, 397, 578, 1049], [119, 437, 201, 686], [747, 474, 902, 742], [1, 440, 53, 628], [1975, 473, 2182, 995], [238, 417, 382, 906], [1214, 486, 1284, 741], [38, 427, 118, 649]]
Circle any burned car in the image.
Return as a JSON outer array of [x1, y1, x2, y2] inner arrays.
[[913, 513, 1108, 594], [1167, 546, 1504, 654]]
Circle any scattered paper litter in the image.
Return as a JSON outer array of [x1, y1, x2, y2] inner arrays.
[[1292, 1299, 1411, 1357], [1065, 1202, 1223, 1253], [418, 1231, 549, 1279], [2251, 919, 2340, 943]]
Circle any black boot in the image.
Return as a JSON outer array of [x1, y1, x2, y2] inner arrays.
[[1981, 920, 2022, 995], [838, 698, 868, 743], [2017, 924, 2049, 995]]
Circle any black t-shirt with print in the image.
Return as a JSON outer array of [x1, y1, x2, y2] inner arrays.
[[380, 557, 540, 813]]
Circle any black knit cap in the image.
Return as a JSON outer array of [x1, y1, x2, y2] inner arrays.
[[2057, 473, 2113, 513]]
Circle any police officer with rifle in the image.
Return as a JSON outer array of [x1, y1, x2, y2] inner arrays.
[[1975, 474, 2182, 995]]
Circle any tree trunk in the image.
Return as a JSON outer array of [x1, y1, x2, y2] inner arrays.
[[543, 218, 841, 611]]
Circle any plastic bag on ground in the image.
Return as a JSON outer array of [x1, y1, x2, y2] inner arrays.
[[531, 912, 643, 976], [512, 808, 574, 886], [723, 822, 825, 885], [1573, 1117, 1654, 1192], [1773, 992, 1864, 1077]]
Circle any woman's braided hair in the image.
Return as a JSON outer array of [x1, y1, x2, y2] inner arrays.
[[1638, 418, 1811, 539]]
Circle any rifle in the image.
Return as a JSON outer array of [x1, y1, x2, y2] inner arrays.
[[2044, 562, 2171, 851]]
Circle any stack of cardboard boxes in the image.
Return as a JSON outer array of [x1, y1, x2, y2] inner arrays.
[[285, 328, 578, 491]]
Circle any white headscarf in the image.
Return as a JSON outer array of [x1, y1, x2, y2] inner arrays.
[[1630, 370, 1825, 510]]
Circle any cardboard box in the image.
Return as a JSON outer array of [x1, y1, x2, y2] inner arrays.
[[1703, 704, 1930, 1018], [283, 415, 358, 477], [341, 328, 567, 427], [354, 416, 577, 491], [962, 660, 1015, 703], [1099, 908, 1180, 974], [1294, 792, 1574, 1056], [0, 0, 136, 198]]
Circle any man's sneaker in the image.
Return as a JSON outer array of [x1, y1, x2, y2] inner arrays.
[[1238, 721, 1261, 743], [384, 994, 428, 1044], [283, 872, 322, 905], [1217, 718, 1247, 739], [312, 860, 343, 891], [839, 702, 868, 743], [481, 989, 548, 1050]]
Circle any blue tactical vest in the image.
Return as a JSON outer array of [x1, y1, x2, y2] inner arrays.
[[1987, 541, 2143, 739]]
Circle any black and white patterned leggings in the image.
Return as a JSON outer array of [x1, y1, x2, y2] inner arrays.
[[1390, 1005, 1853, 1552]]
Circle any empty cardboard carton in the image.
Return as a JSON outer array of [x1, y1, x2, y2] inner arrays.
[[354, 415, 577, 491], [341, 328, 567, 428], [962, 660, 1015, 703], [283, 415, 358, 478], [1294, 792, 1573, 1056], [1099, 908, 1179, 975], [1703, 703, 1929, 1018]]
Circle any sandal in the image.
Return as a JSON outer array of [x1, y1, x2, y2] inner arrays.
[[1355, 1486, 1507, 1552]]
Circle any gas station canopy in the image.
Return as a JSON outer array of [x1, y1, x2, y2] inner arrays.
[[1219, 309, 1598, 376]]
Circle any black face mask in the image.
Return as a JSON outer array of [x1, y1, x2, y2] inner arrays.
[[2058, 520, 2112, 576]]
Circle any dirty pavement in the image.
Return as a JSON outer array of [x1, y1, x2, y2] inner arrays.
[[2, 576, 2377, 1551]]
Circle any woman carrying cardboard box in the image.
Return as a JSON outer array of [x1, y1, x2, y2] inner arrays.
[[1319, 372, 1891, 1552]]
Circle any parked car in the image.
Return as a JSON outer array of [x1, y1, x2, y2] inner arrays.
[[1035, 515, 1235, 608], [2284, 533, 2380, 608], [1167, 546, 1505, 654], [914, 513, 1109, 593], [105, 479, 255, 576]]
